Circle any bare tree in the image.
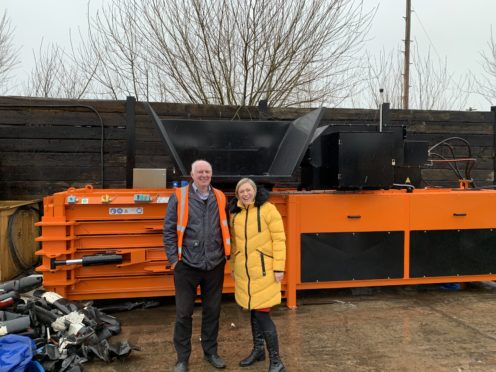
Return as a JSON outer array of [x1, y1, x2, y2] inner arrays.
[[24, 39, 97, 99], [477, 27, 496, 106], [23, 0, 148, 100], [82, 0, 152, 100], [82, 0, 374, 107], [358, 44, 473, 110], [25, 41, 62, 97], [0, 10, 19, 93], [351, 49, 403, 109], [22, 0, 374, 105], [411, 47, 472, 110]]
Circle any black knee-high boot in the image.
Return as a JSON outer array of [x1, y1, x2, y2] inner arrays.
[[239, 314, 266, 366], [263, 329, 285, 372]]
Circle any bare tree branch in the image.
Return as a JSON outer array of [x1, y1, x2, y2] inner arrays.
[[358, 44, 473, 110], [21, 0, 375, 107], [122, 0, 375, 107], [0, 10, 20, 94], [23, 37, 99, 99], [476, 27, 496, 107]]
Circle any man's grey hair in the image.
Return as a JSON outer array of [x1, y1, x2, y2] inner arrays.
[[191, 159, 212, 173]]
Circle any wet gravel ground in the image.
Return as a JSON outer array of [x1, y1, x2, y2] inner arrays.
[[85, 282, 496, 371]]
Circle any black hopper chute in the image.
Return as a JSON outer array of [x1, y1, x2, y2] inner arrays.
[[143, 102, 325, 186]]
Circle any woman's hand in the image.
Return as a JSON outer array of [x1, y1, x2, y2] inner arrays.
[[274, 271, 284, 282]]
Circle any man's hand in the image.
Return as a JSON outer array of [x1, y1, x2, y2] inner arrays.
[[171, 261, 178, 270], [274, 271, 284, 283]]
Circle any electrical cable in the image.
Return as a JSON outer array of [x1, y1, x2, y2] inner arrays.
[[428, 136, 475, 184], [0, 103, 105, 187], [439, 142, 463, 178], [466, 153, 476, 181], [430, 152, 464, 180], [428, 136, 472, 155], [429, 157, 478, 188], [430, 158, 477, 162], [412, 9, 443, 61]]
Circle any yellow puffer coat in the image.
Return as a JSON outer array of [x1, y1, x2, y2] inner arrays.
[[229, 194, 286, 310]]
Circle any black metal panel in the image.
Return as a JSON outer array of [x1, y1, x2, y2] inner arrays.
[[403, 140, 428, 166], [304, 132, 395, 189], [336, 132, 394, 188], [394, 166, 422, 187], [301, 232, 404, 282], [300, 125, 423, 190], [269, 108, 325, 177], [301, 130, 402, 190], [410, 229, 496, 277]]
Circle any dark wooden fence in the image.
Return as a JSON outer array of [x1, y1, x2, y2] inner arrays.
[[1, 96, 494, 200]]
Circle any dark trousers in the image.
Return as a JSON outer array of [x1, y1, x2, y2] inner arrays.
[[173, 260, 225, 362], [251, 309, 277, 333]]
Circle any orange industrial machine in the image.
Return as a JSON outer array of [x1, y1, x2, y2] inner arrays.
[[36, 104, 496, 308], [36, 187, 496, 309]]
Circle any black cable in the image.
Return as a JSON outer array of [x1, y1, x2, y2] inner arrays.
[[428, 136, 475, 182], [0, 103, 105, 187], [7, 205, 42, 271], [428, 136, 473, 155], [430, 152, 464, 180], [437, 142, 463, 180], [466, 154, 476, 181]]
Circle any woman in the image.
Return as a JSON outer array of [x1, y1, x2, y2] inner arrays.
[[229, 178, 286, 372]]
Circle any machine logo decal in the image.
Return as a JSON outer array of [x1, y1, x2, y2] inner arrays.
[[109, 207, 144, 215]]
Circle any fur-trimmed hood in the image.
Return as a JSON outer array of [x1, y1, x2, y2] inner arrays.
[[228, 186, 270, 213]]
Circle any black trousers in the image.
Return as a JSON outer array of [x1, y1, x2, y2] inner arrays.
[[251, 310, 277, 333], [173, 260, 225, 362]]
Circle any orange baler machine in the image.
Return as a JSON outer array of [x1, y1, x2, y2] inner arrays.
[[36, 185, 496, 309], [36, 103, 496, 308], [36, 185, 235, 300]]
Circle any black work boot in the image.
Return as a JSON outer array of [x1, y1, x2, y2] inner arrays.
[[263, 330, 286, 372], [239, 316, 266, 367]]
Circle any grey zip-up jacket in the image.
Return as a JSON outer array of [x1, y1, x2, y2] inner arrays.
[[163, 186, 225, 271]]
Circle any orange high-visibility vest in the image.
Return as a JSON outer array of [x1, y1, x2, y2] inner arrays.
[[175, 185, 231, 261]]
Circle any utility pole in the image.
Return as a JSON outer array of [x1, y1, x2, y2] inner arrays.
[[403, 0, 411, 110]]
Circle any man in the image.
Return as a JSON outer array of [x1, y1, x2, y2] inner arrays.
[[163, 160, 231, 372]]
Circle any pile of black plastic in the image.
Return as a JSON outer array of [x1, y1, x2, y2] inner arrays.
[[0, 275, 138, 371]]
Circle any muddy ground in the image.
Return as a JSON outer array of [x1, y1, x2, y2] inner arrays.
[[84, 283, 496, 372]]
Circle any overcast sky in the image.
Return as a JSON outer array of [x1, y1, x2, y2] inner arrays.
[[367, 0, 495, 111], [3, 0, 496, 110]]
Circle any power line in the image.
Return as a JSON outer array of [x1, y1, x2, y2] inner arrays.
[[412, 7, 442, 61]]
